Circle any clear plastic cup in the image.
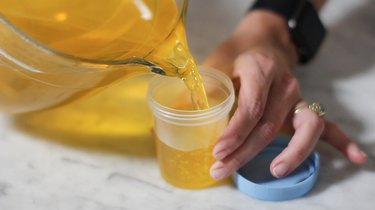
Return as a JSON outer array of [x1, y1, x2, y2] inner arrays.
[[147, 67, 235, 189]]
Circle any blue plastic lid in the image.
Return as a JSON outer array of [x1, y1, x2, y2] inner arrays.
[[233, 135, 320, 201]]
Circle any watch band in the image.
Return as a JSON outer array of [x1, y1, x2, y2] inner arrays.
[[250, 0, 326, 64], [251, 0, 302, 20]]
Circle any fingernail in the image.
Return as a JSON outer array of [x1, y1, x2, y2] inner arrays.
[[360, 150, 368, 159], [272, 163, 289, 178], [351, 144, 368, 159], [213, 150, 227, 161], [210, 162, 228, 180], [356, 146, 368, 159], [212, 141, 227, 160]]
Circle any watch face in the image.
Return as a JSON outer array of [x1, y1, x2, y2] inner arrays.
[[250, 0, 326, 64], [290, 1, 326, 63]]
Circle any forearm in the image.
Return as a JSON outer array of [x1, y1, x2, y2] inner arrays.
[[205, 11, 298, 75], [231, 11, 299, 67], [232, 0, 328, 67], [205, 0, 328, 74]]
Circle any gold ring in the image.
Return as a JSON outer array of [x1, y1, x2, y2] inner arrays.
[[294, 102, 326, 117]]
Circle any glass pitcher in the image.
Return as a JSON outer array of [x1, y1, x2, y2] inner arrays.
[[0, 0, 197, 113]]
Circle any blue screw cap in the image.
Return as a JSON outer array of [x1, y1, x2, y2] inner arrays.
[[233, 135, 320, 201]]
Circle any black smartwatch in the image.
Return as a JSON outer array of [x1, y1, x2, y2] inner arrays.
[[250, 0, 326, 64]]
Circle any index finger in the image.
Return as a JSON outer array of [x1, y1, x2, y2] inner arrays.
[[212, 52, 275, 160]]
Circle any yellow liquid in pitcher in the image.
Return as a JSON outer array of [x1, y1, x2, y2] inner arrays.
[[1, 0, 217, 188], [0, 0, 208, 112]]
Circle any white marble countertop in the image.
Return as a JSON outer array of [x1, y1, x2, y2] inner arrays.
[[1, 0, 375, 209]]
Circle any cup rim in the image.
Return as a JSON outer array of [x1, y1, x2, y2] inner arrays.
[[147, 66, 235, 125]]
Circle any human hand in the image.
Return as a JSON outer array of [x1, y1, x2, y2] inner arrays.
[[204, 11, 368, 180]]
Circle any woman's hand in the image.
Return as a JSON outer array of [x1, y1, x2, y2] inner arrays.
[[204, 11, 368, 180]]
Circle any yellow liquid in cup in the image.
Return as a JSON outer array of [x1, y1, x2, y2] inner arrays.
[[153, 83, 229, 188], [156, 138, 217, 189]]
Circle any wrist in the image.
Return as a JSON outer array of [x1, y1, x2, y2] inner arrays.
[[230, 10, 299, 67]]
